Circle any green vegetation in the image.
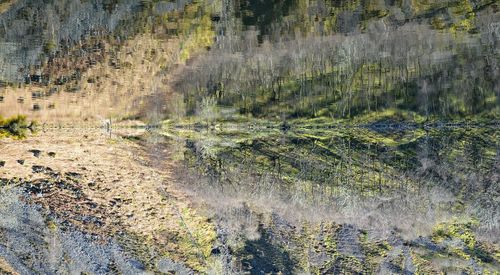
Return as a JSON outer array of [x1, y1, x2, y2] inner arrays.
[[0, 115, 34, 138], [175, 207, 218, 272]]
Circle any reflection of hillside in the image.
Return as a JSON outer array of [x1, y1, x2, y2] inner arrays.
[[235, 0, 497, 38], [0, 35, 181, 124], [163, 122, 499, 273], [0, 0, 215, 124], [0, 0, 143, 82], [176, 2, 499, 122], [169, 123, 497, 215]]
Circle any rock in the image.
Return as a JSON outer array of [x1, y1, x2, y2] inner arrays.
[[29, 149, 42, 158], [86, 202, 98, 209], [17, 160, 25, 165], [157, 258, 194, 275], [31, 91, 43, 99], [211, 247, 221, 255], [469, 258, 483, 274], [48, 152, 56, 158], [0, 161, 5, 167], [308, 250, 330, 267], [402, 246, 416, 274], [65, 172, 81, 178], [32, 165, 53, 173], [128, 259, 145, 271]]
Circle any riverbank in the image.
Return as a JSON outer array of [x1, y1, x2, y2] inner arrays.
[[0, 128, 220, 273]]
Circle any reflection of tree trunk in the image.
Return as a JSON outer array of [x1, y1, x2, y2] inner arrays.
[[242, 94, 247, 114], [367, 63, 371, 112], [271, 78, 281, 102], [360, 62, 366, 111], [346, 64, 359, 118], [277, 158, 281, 176], [347, 138, 352, 188], [277, 77, 282, 101], [378, 167, 382, 194], [405, 64, 409, 106]]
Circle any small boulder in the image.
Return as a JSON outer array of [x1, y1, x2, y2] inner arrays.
[[211, 247, 221, 255], [0, 161, 5, 167], [17, 160, 25, 165], [32, 165, 53, 173], [48, 152, 56, 158], [29, 149, 42, 157], [65, 172, 81, 178]]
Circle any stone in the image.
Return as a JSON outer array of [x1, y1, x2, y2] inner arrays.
[[29, 149, 42, 157]]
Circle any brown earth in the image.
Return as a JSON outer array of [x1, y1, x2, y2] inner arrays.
[[0, 128, 217, 271]]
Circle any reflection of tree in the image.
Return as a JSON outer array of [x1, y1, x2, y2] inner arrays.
[[177, 18, 497, 120], [174, 122, 498, 238], [236, 0, 296, 36]]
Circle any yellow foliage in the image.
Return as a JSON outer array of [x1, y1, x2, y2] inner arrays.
[[432, 218, 478, 259], [177, 207, 217, 271]]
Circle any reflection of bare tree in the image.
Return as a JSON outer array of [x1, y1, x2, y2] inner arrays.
[[167, 123, 498, 243], [175, 11, 498, 121]]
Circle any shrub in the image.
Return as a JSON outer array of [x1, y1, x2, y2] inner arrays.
[[0, 115, 29, 130]]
